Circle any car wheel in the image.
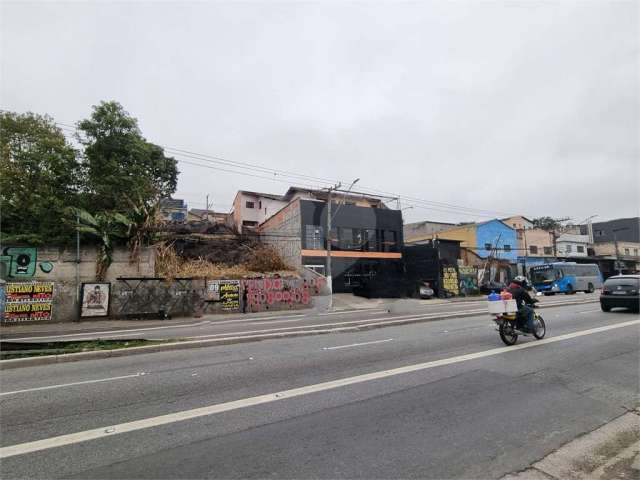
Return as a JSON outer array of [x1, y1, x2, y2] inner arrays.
[[587, 283, 594, 294], [566, 284, 575, 295], [601, 303, 611, 312]]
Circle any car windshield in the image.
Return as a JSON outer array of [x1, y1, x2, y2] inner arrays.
[[604, 278, 639, 288]]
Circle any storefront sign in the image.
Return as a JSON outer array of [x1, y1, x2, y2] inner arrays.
[[3, 281, 54, 323]]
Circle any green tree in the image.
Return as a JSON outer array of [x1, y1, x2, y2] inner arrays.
[[0, 111, 81, 245], [532, 217, 566, 231], [77, 101, 178, 213], [71, 208, 131, 280]]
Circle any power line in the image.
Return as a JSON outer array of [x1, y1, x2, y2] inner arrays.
[[34, 116, 522, 219]]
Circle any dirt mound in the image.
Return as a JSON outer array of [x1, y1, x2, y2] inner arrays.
[[155, 234, 295, 279]]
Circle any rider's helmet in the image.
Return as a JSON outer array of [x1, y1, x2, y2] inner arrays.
[[512, 275, 528, 287]]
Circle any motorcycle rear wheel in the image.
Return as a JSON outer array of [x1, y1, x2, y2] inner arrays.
[[499, 323, 518, 346]]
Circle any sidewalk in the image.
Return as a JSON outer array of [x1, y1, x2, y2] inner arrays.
[[502, 409, 639, 480]]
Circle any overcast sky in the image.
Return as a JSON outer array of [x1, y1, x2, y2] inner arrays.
[[2, 1, 638, 224]]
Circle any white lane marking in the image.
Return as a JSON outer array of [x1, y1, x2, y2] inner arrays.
[[184, 309, 488, 340], [4, 316, 307, 342], [208, 314, 305, 325], [577, 309, 602, 314], [0, 373, 145, 396], [318, 309, 386, 316], [4, 322, 211, 342], [248, 317, 312, 325], [1, 318, 637, 459], [322, 338, 394, 350]]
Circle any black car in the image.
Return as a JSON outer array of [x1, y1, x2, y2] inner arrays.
[[600, 275, 639, 312]]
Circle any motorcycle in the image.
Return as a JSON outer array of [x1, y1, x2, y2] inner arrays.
[[493, 303, 546, 345]]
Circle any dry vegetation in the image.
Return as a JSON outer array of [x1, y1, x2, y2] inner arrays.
[[155, 241, 297, 280]]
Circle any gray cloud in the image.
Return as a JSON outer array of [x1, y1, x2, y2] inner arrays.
[[2, 1, 637, 223]]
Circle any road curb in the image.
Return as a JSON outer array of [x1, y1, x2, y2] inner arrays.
[[0, 299, 598, 370]]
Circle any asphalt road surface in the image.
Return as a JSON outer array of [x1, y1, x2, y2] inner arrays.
[[1, 302, 638, 479]]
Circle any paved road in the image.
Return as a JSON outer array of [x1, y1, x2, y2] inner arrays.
[[1, 293, 599, 342], [1, 301, 637, 479]]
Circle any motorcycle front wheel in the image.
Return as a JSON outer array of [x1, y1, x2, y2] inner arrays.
[[533, 316, 546, 339], [499, 323, 518, 346]]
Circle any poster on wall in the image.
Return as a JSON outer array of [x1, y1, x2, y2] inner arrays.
[[3, 282, 54, 323], [441, 267, 460, 296], [206, 280, 220, 301], [80, 283, 111, 317], [219, 280, 240, 311]]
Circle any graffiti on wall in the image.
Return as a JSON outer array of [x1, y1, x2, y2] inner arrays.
[[0, 247, 54, 278], [2, 281, 54, 323], [441, 267, 460, 296], [457, 266, 479, 296], [244, 277, 326, 312]]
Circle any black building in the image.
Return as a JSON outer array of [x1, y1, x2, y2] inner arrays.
[[581, 217, 640, 243], [259, 194, 404, 295]]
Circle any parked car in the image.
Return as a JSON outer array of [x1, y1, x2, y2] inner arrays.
[[479, 281, 506, 295], [600, 275, 639, 313], [419, 281, 435, 299]]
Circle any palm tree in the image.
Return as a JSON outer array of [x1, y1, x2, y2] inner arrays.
[[71, 208, 131, 280]]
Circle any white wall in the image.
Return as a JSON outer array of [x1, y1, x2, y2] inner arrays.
[[556, 233, 590, 257], [235, 193, 287, 230]]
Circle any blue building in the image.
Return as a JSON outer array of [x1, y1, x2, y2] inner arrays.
[[475, 219, 518, 263]]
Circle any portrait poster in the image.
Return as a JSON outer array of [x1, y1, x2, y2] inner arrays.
[[80, 283, 111, 317]]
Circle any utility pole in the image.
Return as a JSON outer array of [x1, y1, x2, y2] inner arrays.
[[613, 227, 629, 275], [75, 212, 81, 321], [522, 227, 528, 278], [206, 194, 210, 222], [325, 183, 340, 310], [325, 179, 359, 310]]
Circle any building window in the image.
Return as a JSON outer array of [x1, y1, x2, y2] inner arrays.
[[566, 244, 572, 253], [624, 248, 630, 255], [635, 249, 639, 257], [485, 243, 492, 251], [245, 201, 255, 209], [382, 230, 398, 252], [242, 220, 258, 227], [258, 201, 262, 209], [529, 246, 538, 254], [304, 225, 324, 250], [577, 246, 585, 253], [543, 247, 552, 255], [503, 244, 511, 252], [595, 230, 603, 236]]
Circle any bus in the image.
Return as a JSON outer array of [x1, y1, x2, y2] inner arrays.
[[530, 262, 603, 295]]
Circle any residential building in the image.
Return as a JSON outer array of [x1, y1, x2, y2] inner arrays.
[[434, 219, 518, 263], [403, 220, 456, 244], [556, 233, 590, 258], [502, 215, 534, 231], [258, 192, 403, 294], [515, 227, 556, 275], [187, 209, 230, 225], [231, 191, 288, 233], [159, 198, 188, 223]]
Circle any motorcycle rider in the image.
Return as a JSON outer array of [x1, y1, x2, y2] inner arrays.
[[508, 276, 537, 333]]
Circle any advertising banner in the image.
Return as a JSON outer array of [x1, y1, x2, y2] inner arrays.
[[3, 281, 54, 323]]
